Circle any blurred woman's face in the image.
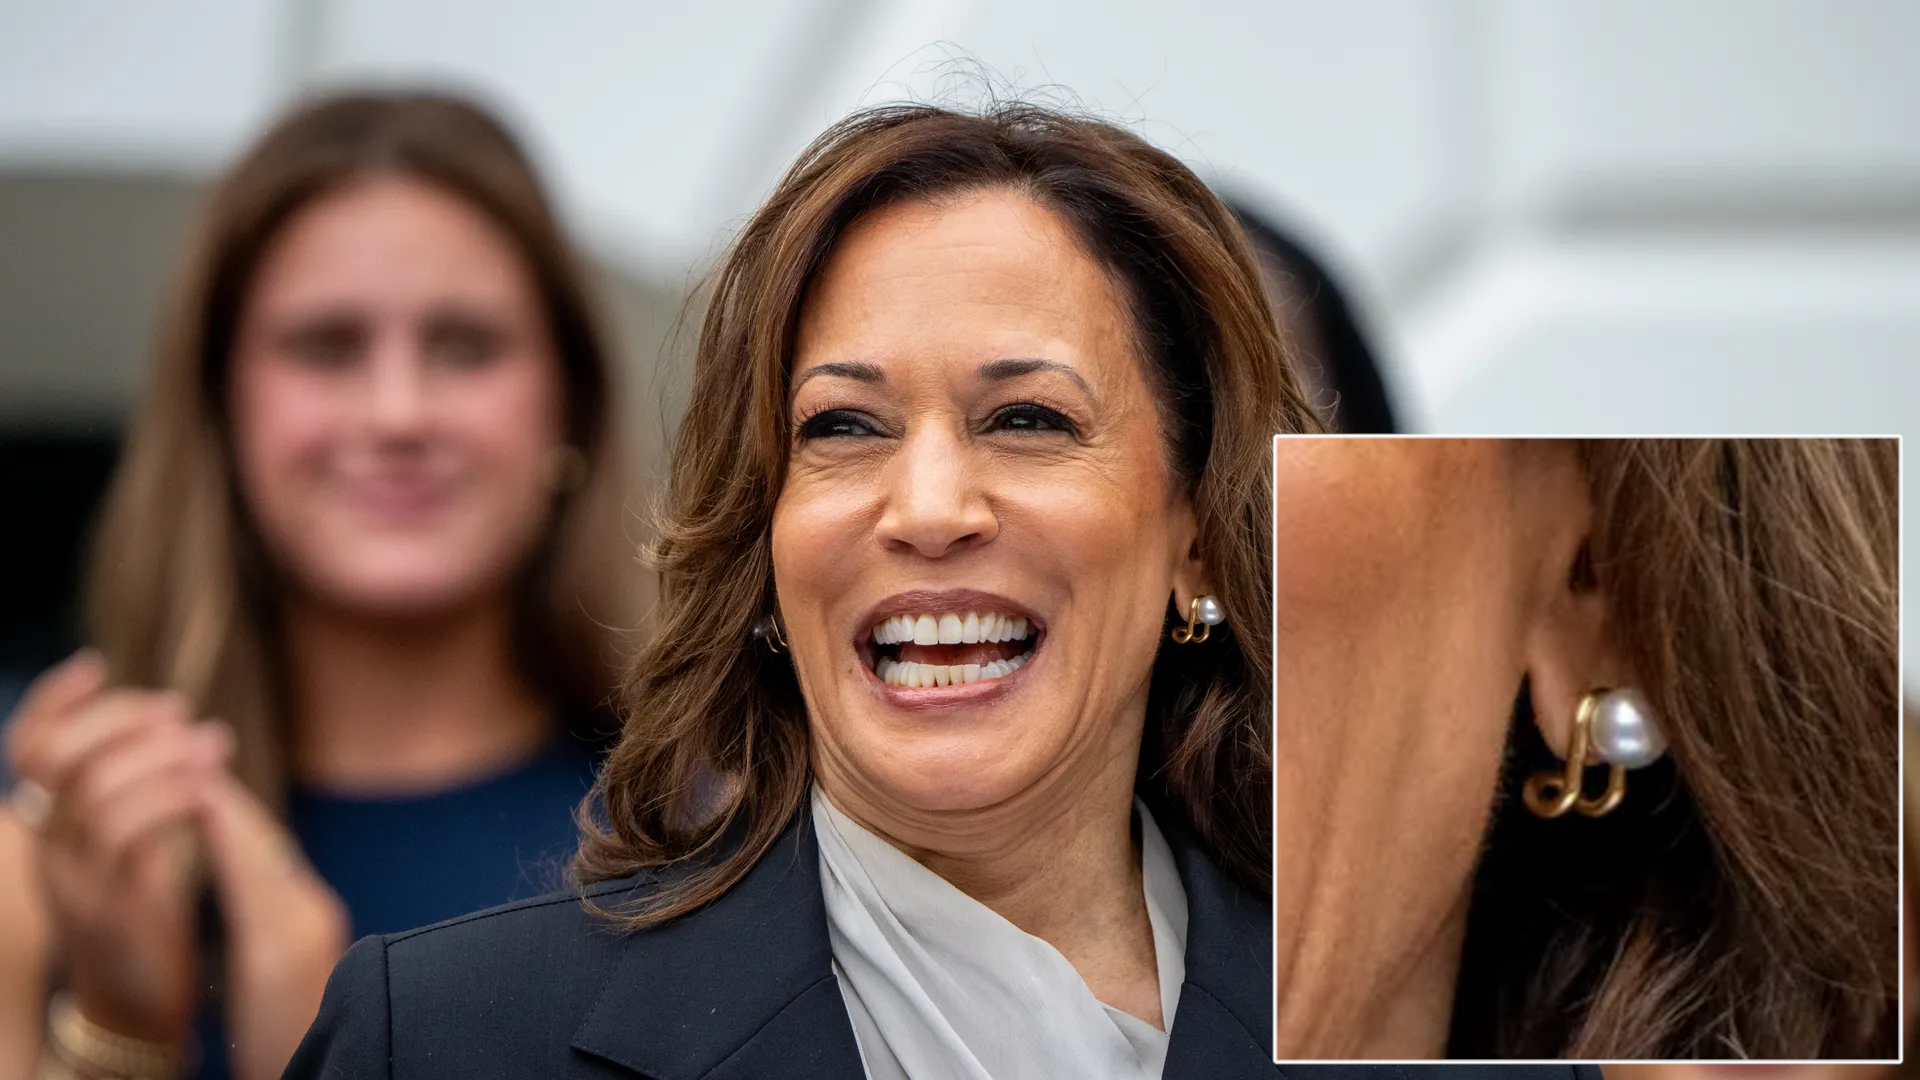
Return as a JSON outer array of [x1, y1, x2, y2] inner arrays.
[[771, 189, 1202, 826], [229, 177, 565, 618], [1269, 438, 1608, 1049]]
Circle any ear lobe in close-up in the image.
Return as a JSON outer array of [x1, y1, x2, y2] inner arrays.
[[1167, 503, 1212, 622], [1522, 547, 1623, 763], [1516, 450, 1631, 765]]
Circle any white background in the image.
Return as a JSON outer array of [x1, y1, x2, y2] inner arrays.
[[2, 0, 1915, 665]]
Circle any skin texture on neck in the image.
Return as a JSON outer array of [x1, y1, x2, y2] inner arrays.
[[1352, 889, 1467, 1056], [285, 592, 551, 795], [813, 692, 1164, 1029], [1268, 439, 1605, 1056]]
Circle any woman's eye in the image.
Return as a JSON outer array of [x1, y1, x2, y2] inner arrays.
[[989, 403, 1075, 434], [797, 409, 882, 441], [426, 322, 504, 369], [283, 324, 363, 370]]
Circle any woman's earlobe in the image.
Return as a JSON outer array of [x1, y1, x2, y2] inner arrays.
[[1521, 574, 1620, 762], [1568, 540, 1598, 592]]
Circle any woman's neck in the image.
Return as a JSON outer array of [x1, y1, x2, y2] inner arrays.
[[1273, 865, 1465, 1057], [284, 594, 552, 795], [816, 738, 1164, 1026]]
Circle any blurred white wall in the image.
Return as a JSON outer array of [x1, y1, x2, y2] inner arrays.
[[1, 0, 1915, 664]]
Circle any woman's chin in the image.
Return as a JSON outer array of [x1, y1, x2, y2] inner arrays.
[[835, 738, 1059, 817]]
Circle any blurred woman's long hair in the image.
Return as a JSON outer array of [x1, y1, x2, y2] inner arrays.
[[1453, 439, 1900, 1057], [85, 93, 640, 806]]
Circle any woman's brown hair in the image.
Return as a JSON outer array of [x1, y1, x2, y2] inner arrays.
[[1453, 438, 1900, 1057], [574, 102, 1320, 923], [87, 92, 638, 805]]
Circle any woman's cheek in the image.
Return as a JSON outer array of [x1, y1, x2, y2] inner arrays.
[[231, 364, 346, 535]]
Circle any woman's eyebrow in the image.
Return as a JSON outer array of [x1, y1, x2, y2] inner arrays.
[[794, 360, 886, 389], [978, 357, 1093, 398]]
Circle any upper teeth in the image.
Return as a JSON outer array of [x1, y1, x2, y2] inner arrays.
[[871, 612, 1032, 645]]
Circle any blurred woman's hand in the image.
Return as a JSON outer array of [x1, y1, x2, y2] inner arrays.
[[4, 651, 224, 1046], [199, 768, 349, 1080], [6, 652, 350, 1080]]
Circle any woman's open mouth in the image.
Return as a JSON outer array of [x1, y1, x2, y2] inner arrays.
[[864, 609, 1040, 688]]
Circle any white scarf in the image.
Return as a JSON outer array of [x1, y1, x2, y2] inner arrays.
[[813, 786, 1187, 1080]]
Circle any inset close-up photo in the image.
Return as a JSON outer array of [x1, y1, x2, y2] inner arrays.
[[1270, 436, 1902, 1061]]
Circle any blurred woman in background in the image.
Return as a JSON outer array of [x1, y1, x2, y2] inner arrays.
[[0, 92, 639, 1080]]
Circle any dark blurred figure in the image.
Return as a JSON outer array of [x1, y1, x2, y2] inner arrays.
[[1231, 200, 1397, 434], [0, 434, 122, 713], [0, 92, 640, 1080]]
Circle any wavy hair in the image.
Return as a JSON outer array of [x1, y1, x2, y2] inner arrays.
[[1453, 438, 1900, 1057], [575, 102, 1320, 924]]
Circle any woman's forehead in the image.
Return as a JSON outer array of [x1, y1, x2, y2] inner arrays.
[[793, 190, 1139, 395]]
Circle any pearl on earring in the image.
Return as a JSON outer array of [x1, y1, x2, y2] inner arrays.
[[1588, 687, 1667, 769], [1194, 595, 1226, 626], [751, 613, 788, 653], [1524, 686, 1668, 819], [1172, 594, 1225, 644]]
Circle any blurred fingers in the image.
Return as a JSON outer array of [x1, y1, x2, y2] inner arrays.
[[16, 690, 193, 799], [86, 761, 219, 872], [197, 766, 303, 883], [52, 723, 230, 870], [67, 722, 225, 820], [4, 649, 107, 765]]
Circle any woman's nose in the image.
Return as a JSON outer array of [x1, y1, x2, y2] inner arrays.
[[364, 335, 430, 436], [874, 429, 998, 558]]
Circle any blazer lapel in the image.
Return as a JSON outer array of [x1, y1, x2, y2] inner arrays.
[[569, 815, 866, 1080], [1160, 812, 1280, 1077], [571, 801, 1281, 1079]]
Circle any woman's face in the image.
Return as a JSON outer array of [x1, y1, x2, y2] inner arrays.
[[771, 188, 1202, 828], [1269, 438, 1610, 1047], [230, 177, 565, 618]]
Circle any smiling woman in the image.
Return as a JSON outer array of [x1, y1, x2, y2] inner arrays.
[[286, 102, 1319, 1078], [0, 93, 640, 1080]]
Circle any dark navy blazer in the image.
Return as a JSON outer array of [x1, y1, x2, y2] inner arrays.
[[285, 809, 1603, 1079]]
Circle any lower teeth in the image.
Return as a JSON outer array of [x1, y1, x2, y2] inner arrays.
[[877, 652, 1030, 688]]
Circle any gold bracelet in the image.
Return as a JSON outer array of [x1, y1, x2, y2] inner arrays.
[[45, 993, 186, 1080]]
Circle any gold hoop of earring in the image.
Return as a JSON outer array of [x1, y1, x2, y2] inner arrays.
[[1171, 595, 1225, 644], [1523, 687, 1667, 819], [751, 613, 789, 654], [543, 445, 589, 494]]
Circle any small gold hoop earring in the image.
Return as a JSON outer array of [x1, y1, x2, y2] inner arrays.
[[543, 445, 589, 494], [751, 613, 789, 654], [1171, 595, 1225, 644], [1523, 691, 1627, 819]]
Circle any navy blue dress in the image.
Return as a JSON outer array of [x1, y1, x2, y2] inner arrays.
[[1, 687, 604, 1078], [191, 735, 602, 1078]]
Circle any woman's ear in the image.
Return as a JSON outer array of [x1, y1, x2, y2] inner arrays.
[[1517, 447, 1632, 760], [1168, 499, 1210, 616]]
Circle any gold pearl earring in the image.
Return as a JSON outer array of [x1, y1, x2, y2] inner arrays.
[[1171, 595, 1226, 644], [1523, 688, 1668, 819], [751, 613, 789, 654], [543, 445, 589, 493]]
